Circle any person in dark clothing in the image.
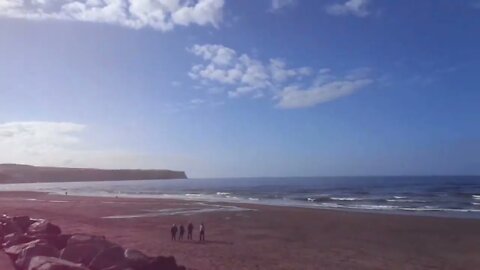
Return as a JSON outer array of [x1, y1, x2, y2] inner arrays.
[[179, 224, 185, 240], [187, 222, 194, 240], [199, 222, 205, 242], [171, 224, 178, 241]]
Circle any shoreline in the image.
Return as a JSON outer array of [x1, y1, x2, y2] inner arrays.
[[3, 189, 480, 221], [2, 176, 480, 221], [2, 191, 480, 269]]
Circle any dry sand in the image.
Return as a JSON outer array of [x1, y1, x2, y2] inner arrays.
[[1, 191, 480, 270]]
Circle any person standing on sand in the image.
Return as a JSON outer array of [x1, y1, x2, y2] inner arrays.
[[199, 222, 205, 242], [187, 222, 194, 240], [171, 224, 178, 241], [179, 224, 185, 240]]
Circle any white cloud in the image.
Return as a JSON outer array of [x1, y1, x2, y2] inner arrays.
[[277, 79, 372, 109], [0, 121, 85, 165], [0, 121, 179, 169], [0, 0, 224, 31], [270, 0, 296, 11], [189, 44, 236, 66], [188, 44, 374, 109], [326, 0, 372, 17], [188, 44, 313, 98], [270, 58, 312, 83]]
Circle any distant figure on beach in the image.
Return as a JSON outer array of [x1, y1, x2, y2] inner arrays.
[[171, 224, 178, 241], [199, 222, 205, 242], [187, 222, 194, 240], [179, 224, 185, 240]]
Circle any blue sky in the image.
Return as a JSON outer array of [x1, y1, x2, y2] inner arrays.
[[0, 0, 479, 177]]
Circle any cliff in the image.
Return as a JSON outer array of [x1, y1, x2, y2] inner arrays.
[[0, 164, 187, 183]]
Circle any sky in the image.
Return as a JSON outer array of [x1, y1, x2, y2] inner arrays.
[[0, 0, 479, 178]]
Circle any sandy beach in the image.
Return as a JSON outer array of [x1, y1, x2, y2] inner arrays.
[[1, 191, 480, 270]]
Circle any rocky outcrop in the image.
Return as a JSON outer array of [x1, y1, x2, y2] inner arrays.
[[0, 214, 187, 270], [15, 241, 59, 269], [27, 220, 62, 236], [0, 164, 187, 184], [28, 256, 89, 270]]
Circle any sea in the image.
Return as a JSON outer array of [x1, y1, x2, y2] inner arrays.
[[1, 176, 480, 219]]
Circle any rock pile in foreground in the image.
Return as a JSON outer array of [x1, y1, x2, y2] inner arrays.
[[0, 214, 187, 270]]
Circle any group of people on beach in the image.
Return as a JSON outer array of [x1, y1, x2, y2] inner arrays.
[[171, 222, 205, 242]]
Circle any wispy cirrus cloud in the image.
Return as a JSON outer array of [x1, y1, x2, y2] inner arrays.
[[188, 44, 374, 109], [326, 0, 373, 17], [276, 79, 372, 109], [0, 0, 224, 31]]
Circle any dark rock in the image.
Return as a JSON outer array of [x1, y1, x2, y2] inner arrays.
[[0, 222, 6, 241], [2, 220, 24, 236], [147, 256, 179, 270], [2, 232, 31, 248], [15, 242, 59, 269], [67, 234, 108, 246], [27, 220, 61, 236], [27, 256, 89, 270], [4, 239, 49, 259], [12, 216, 34, 232], [61, 234, 115, 266], [34, 234, 71, 250], [60, 242, 108, 266], [89, 245, 126, 270], [124, 249, 150, 269], [0, 214, 10, 223], [53, 234, 72, 250]]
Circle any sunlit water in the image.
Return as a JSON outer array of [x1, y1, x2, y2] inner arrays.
[[1, 176, 480, 218]]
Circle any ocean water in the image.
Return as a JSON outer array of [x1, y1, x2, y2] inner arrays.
[[1, 176, 480, 218]]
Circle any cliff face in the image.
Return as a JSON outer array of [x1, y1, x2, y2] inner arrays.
[[0, 164, 187, 183]]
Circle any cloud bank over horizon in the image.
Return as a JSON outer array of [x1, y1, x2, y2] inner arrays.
[[0, 121, 185, 170], [0, 0, 224, 31]]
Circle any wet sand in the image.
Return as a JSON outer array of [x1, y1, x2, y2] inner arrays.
[[1, 191, 480, 270]]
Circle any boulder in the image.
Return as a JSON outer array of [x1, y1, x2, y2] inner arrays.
[[124, 249, 150, 269], [33, 234, 71, 250], [12, 216, 34, 232], [67, 234, 108, 246], [0, 224, 4, 242], [27, 256, 89, 270], [15, 242, 59, 269], [147, 256, 179, 270], [60, 242, 108, 266], [2, 232, 31, 248], [27, 220, 61, 236], [89, 245, 126, 270], [0, 249, 16, 270], [2, 220, 23, 236], [55, 234, 72, 250], [0, 214, 10, 223], [60, 234, 114, 266], [4, 239, 49, 258]]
